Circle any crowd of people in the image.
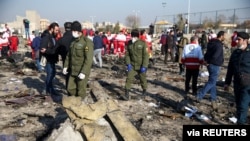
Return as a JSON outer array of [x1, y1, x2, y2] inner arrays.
[[1, 21, 250, 125]]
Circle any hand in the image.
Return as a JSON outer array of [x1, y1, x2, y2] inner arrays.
[[140, 67, 147, 73], [203, 61, 209, 66], [78, 73, 85, 80], [127, 64, 132, 72], [224, 84, 229, 92], [62, 68, 68, 75], [40, 48, 46, 53]]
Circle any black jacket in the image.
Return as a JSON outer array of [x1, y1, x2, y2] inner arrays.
[[57, 31, 73, 59], [204, 39, 224, 66], [225, 45, 250, 85], [40, 30, 58, 63]]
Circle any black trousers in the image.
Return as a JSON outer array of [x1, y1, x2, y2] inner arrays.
[[1, 46, 9, 57], [185, 69, 199, 94]]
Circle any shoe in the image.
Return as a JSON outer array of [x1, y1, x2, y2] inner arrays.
[[141, 89, 147, 99], [192, 91, 197, 96], [211, 101, 218, 110], [195, 97, 201, 103], [123, 89, 130, 101], [92, 64, 98, 68]]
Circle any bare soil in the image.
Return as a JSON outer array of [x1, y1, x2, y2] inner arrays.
[[0, 38, 248, 141]]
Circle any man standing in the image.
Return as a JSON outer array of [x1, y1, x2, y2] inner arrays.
[[182, 36, 203, 98], [159, 31, 167, 57], [177, 31, 189, 75], [124, 29, 149, 100], [224, 32, 250, 125], [196, 31, 225, 108], [165, 30, 175, 64], [40, 22, 60, 96], [63, 21, 94, 99], [93, 31, 103, 68], [31, 31, 42, 72], [57, 22, 73, 90], [200, 31, 208, 54], [57, 22, 73, 66], [23, 19, 30, 39]]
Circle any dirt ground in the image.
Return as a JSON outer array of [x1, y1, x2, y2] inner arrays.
[[0, 37, 249, 141]]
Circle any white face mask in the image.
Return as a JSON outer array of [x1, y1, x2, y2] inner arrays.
[[238, 45, 245, 50], [72, 31, 80, 38], [132, 37, 138, 43]]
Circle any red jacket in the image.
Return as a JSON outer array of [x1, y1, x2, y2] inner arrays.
[[9, 36, 19, 50]]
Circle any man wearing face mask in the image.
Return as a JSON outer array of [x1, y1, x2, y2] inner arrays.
[[124, 29, 149, 101], [40, 22, 60, 96], [224, 32, 250, 125], [62, 21, 94, 99]]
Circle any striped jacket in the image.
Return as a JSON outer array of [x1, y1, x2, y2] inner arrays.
[[181, 43, 204, 69]]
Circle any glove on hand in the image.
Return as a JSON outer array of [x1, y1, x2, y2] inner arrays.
[[78, 73, 85, 80], [62, 68, 68, 75], [127, 64, 132, 72], [140, 67, 147, 73]]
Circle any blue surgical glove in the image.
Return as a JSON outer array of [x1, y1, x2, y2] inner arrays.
[[127, 64, 132, 72], [140, 67, 147, 73]]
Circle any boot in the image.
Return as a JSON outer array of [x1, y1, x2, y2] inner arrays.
[[179, 64, 185, 76], [141, 89, 147, 99], [124, 89, 130, 101], [179, 64, 182, 75]]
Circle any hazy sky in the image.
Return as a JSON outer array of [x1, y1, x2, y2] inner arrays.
[[0, 0, 249, 26]]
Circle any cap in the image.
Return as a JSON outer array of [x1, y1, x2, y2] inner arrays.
[[71, 21, 82, 32], [237, 32, 249, 40]]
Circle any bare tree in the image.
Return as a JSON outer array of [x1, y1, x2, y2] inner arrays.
[[202, 17, 214, 29], [240, 20, 250, 28], [215, 14, 226, 28], [228, 15, 239, 24], [113, 22, 120, 34]]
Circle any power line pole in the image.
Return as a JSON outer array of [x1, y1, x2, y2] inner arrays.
[[187, 0, 190, 34], [133, 10, 140, 28], [90, 16, 95, 29]]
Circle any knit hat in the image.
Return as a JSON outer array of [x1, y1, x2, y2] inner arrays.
[[64, 22, 72, 30], [237, 32, 249, 40], [71, 21, 82, 32]]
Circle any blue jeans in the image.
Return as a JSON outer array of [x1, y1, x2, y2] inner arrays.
[[36, 58, 42, 71], [197, 64, 220, 101], [25, 28, 29, 39], [45, 62, 56, 94]]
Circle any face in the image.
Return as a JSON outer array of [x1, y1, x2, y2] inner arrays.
[[236, 37, 244, 48], [52, 26, 60, 37], [221, 33, 225, 41], [72, 31, 80, 38]]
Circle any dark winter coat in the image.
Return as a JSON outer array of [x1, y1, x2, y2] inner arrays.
[[204, 39, 224, 66]]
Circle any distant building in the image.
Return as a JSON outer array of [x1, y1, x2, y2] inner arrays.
[[5, 10, 49, 37], [219, 23, 237, 29], [82, 21, 93, 29], [40, 19, 50, 32]]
